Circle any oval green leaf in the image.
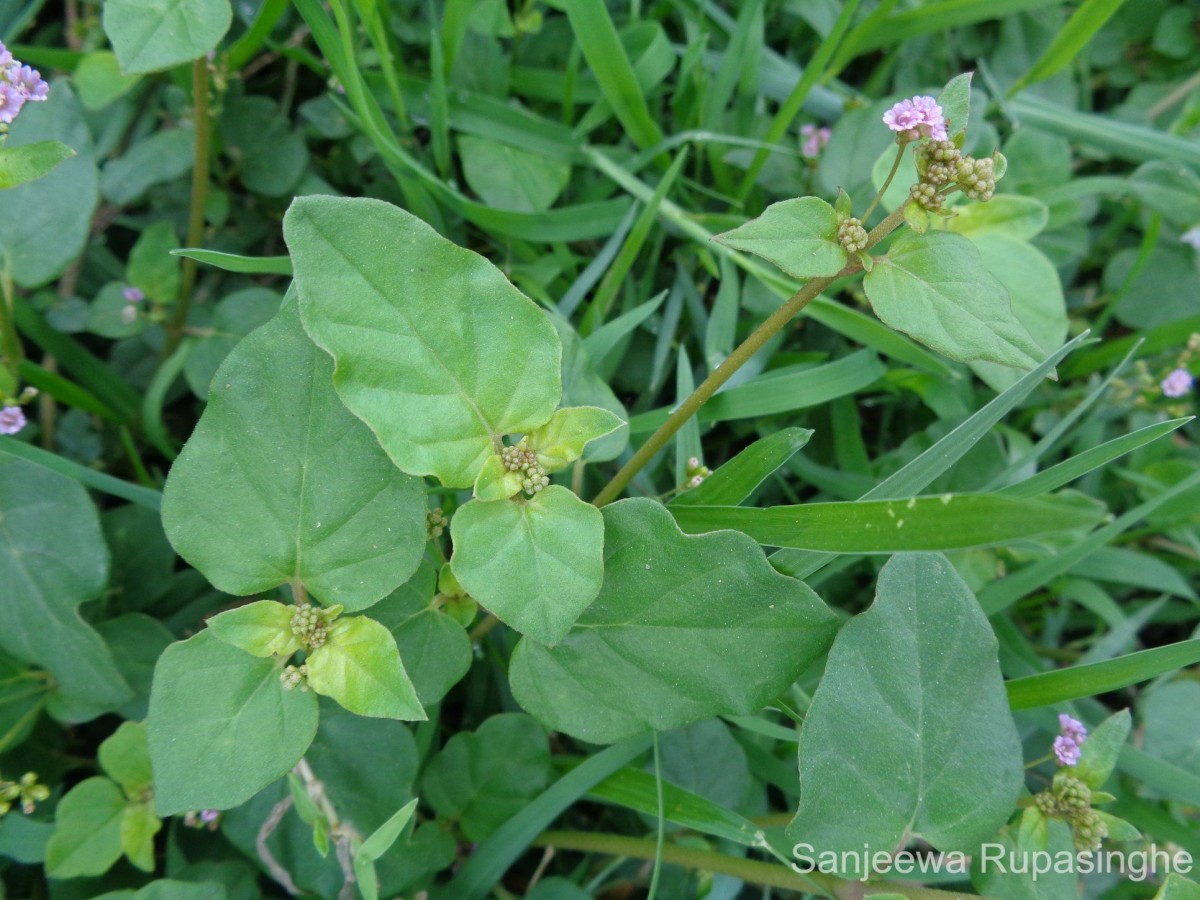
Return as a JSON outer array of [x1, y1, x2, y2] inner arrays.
[[450, 486, 605, 645], [147, 632, 319, 815], [509, 499, 838, 743], [714, 197, 846, 280], [103, 0, 232, 74], [306, 616, 425, 721], [787, 553, 1023, 860], [161, 301, 426, 611], [864, 230, 1045, 371], [285, 195, 563, 488]]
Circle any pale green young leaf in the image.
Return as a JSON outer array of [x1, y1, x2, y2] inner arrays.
[[788, 554, 1023, 860], [0, 141, 75, 190], [421, 714, 551, 842], [147, 632, 319, 815], [530, 407, 625, 472], [103, 0, 233, 74], [509, 499, 838, 743], [357, 797, 419, 863], [73, 51, 141, 110], [44, 778, 126, 878], [98, 722, 153, 797], [161, 301, 426, 611], [714, 197, 846, 279], [1073, 709, 1132, 789], [207, 600, 302, 659], [119, 803, 160, 872], [473, 455, 526, 501], [1155, 874, 1200, 900], [306, 616, 425, 721], [450, 487, 604, 645], [864, 230, 1045, 370], [942, 195, 1049, 241], [286, 196, 563, 488], [938, 72, 971, 140]]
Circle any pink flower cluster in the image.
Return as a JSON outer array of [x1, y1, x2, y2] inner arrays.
[[1054, 714, 1088, 766], [1161, 368, 1194, 398], [882, 96, 947, 142], [800, 123, 831, 159], [0, 406, 26, 436], [0, 41, 49, 126]]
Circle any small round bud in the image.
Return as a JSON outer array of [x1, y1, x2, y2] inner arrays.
[[956, 156, 995, 201], [909, 182, 943, 211], [837, 217, 869, 253], [1072, 809, 1108, 853]]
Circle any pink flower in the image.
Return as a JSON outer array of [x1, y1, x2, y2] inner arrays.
[[0, 41, 12, 69], [0, 83, 26, 124], [7, 65, 48, 102], [0, 406, 26, 435], [1058, 714, 1087, 744], [1054, 735, 1082, 766], [1161, 368, 1194, 398], [800, 123, 831, 159], [882, 95, 947, 141], [123, 286, 145, 303]]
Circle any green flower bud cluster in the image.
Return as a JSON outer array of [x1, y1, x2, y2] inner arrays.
[[920, 140, 960, 186], [956, 156, 996, 201], [909, 182, 944, 211], [0, 772, 50, 816], [426, 507, 448, 540], [501, 442, 550, 496], [281, 663, 309, 691], [291, 603, 330, 650], [1033, 773, 1108, 852], [837, 217, 868, 253]]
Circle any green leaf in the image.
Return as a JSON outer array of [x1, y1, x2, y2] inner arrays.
[[421, 714, 552, 842], [0, 82, 99, 288], [370, 562, 472, 706], [1005, 640, 1200, 709], [509, 499, 838, 743], [45, 778, 126, 878], [671, 492, 1104, 553], [218, 95, 309, 197], [671, 428, 813, 507], [458, 136, 570, 212], [119, 802, 160, 872], [147, 631, 319, 815], [943, 195, 1049, 241], [787, 554, 1023, 860], [161, 301, 426, 611], [285, 195, 562, 489], [103, 0, 233, 74], [550, 314, 629, 463], [127, 220, 181, 304], [968, 235, 1067, 392], [98, 722, 153, 797], [937, 72, 971, 140], [450, 487, 605, 645], [207, 600, 303, 659], [0, 457, 131, 722], [1073, 709, 1131, 789], [1155, 874, 1200, 900], [864, 230, 1045, 370], [182, 287, 282, 399], [714, 197, 846, 280], [101, 128, 194, 205], [171, 248, 293, 276], [306, 616, 425, 720], [357, 797, 419, 862], [529, 407, 624, 472], [1009, 0, 1126, 93], [73, 51, 142, 110], [0, 141, 75, 190]]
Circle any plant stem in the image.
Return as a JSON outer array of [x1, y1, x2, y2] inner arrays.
[[533, 831, 980, 900], [165, 59, 214, 356], [861, 142, 907, 222], [592, 203, 908, 507]]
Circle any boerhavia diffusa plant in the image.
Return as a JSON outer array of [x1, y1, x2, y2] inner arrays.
[[5, 3, 1200, 896]]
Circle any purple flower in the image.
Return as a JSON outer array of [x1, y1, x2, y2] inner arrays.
[[1058, 714, 1087, 744], [199, 808, 219, 823], [0, 82, 26, 125], [7, 64, 48, 102], [1181, 227, 1200, 250], [0, 406, 26, 435], [800, 123, 831, 159], [1054, 735, 1082, 766], [882, 95, 948, 141], [1161, 368, 1194, 398], [123, 286, 145, 303], [0, 41, 12, 69]]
